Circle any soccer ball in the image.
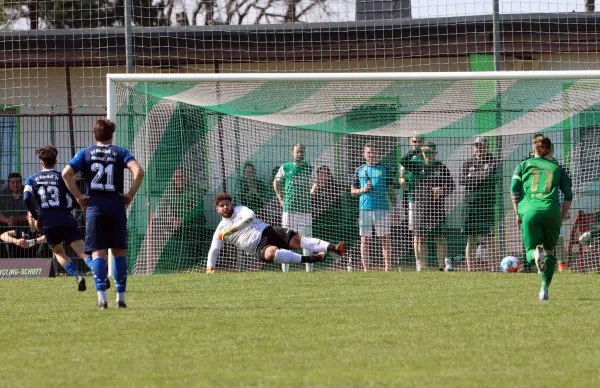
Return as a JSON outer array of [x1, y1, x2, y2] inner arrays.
[[500, 256, 520, 273]]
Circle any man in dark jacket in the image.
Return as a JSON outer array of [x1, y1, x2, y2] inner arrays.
[[459, 137, 499, 271], [411, 142, 455, 271]]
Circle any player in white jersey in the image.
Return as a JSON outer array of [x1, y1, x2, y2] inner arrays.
[[206, 193, 346, 272]]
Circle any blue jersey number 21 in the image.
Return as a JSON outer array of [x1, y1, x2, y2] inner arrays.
[[91, 163, 115, 191]]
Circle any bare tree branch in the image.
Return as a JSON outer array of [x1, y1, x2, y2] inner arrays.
[[226, 0, 252, 25], [253, 0, 277, 24], [203, 0, 215, 25], [237, 2, 254, 24], [283, 0, 301, 23], [295, 0, 328, 21], [164, 0, 175, 25]]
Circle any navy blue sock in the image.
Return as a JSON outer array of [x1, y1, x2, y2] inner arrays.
[[84, 256, 93, 270], [92, 258, 107, 291], [113, 256, 128, 293], [63, 262, 79, 277]]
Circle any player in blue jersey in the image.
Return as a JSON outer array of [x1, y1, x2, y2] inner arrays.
[[62, 119, 145, 310], [351, 142, 396, 271], [24, 146, 104, 292]]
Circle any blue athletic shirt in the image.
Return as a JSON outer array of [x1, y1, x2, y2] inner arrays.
[[352, 164, 390, 210], [24, 169, 76, 229], [68, 144, 135, 212]]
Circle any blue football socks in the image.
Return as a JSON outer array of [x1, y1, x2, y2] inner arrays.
[[85, 256, 94, 270], [113, 256, 128, 294], [63, 262, 79, 277], [92, 258, 107, 291]]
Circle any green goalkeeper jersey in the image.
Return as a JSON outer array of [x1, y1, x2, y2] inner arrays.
[[400, 150, 423, 203], [275, 161, 313, 213], [510, 156, 573, 215]]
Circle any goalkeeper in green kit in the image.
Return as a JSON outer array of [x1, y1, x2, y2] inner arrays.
[[510, 135, 572, 300]]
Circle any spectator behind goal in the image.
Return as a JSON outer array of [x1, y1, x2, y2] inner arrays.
[[0, 212, 51, 259]]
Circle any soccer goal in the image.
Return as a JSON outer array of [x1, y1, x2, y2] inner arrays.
[[107, 71, 600, 275]]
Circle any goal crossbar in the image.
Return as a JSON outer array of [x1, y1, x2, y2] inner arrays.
[[106, 70, 600, 122]]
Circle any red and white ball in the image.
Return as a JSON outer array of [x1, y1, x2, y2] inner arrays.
[[500, 256, 520, 273]]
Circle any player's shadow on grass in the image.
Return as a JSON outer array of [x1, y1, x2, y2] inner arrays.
[[576, 297, 600, 301]]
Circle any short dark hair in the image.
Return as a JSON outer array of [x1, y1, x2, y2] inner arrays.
[[422, 142, 437, 150], [214, 192, 233, 205], [7, 172, 22, 180], [35, 145, 58, 168], [364, 142, 377, 150], [317, 165, 331, 174], [93, 119, 116, 142]]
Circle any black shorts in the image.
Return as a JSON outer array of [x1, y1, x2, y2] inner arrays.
[[255, 226, 297, 262], [464, 204, 495, 236], [413, 201, 447, 237]]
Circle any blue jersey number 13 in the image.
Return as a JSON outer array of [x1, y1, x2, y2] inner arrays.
[[38, 186, 60, 208]]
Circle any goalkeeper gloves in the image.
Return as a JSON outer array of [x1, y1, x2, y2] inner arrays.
[[217, 227, 238, 241]]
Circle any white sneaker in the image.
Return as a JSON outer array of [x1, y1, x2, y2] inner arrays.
[[539, 288, 549, 301], [534, 246, 545, 273], [416, 260, 423, 272], [281, 264, 290, 272], [444, 258, 454, 272], [579, 231, 592, 246]]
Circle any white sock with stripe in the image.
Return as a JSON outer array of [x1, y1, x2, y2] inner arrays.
[[300, 237, 330, 253], [274, 249, 302, 264]]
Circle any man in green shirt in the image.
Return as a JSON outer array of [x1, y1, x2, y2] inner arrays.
[[400, 136, 424, 237], [273, 143, 314, 272], [510, 136, 572, 300]]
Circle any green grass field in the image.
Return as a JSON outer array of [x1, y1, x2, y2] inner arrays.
[[1, 272, 599, 387]]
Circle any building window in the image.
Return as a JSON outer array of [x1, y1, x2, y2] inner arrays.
[[0, 110, 19, 187]]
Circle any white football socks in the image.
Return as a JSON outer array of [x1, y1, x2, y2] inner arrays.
[[274, 249, 302, 264], [300, 237, 330, 253], [97, 291, 107, 303]]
